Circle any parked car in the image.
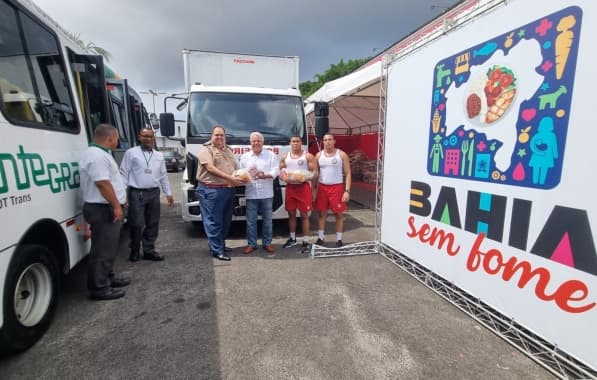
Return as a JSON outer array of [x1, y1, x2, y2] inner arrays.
[[162, 150, 186, 172]]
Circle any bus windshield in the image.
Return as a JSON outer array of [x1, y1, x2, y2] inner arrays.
[[187, 92, 306, 145]]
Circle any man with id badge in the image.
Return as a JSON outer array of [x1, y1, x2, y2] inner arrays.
[[120, 128, 174, 262]]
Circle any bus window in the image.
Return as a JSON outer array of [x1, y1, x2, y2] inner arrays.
[[2, 3, 79, 131], [0, 1, 78, 131], [0, 1, 38, 123], [110, 100, 128, 148], [128, 94, 146, 138]]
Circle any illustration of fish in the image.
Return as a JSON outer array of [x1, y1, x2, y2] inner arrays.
[[473, 42, 498, 58]]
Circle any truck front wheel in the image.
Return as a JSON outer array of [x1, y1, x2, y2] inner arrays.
[[0, 244, 59, 354]]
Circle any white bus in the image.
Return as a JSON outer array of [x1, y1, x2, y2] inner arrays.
[[0, 0, 149, 353]]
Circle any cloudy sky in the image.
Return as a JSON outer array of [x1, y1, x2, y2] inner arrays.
[[31, 0, 458, 113]]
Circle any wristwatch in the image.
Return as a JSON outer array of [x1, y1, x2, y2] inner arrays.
[[344, 189, 350, 193]]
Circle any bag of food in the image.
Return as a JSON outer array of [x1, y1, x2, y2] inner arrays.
[[234, 169, 251, 184], [285, 169, 314, 184]]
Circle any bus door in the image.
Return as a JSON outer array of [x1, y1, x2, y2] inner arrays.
[[126, 88, 147, 139], [67, 51, 110, 141], [106, 79, 134, 164]]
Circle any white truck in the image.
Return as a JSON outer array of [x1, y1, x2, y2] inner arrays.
[[160, 50, 307, 222]]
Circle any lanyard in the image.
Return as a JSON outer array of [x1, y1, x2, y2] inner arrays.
[[142, 150, 153, 168]]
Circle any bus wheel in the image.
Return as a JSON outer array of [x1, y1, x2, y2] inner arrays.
[[0, 244, 59, 354]]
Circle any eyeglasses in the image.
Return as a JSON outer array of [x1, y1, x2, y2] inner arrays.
[[140, 135, 154, 138]]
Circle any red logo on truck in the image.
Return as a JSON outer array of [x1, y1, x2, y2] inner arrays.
[[233, 58, 255, 64]]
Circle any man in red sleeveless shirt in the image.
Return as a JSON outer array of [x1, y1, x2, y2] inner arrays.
[[280, 136, 318, 253], [314, 134, 352, 247]]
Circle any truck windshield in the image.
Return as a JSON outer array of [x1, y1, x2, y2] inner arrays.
[[187, 92, 306, 144]]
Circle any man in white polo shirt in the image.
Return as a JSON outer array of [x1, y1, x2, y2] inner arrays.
[[120, 128, 173, 262], [80, 124, 129, 301]]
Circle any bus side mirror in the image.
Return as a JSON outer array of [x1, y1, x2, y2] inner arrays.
[[159, 113, 175, 137]]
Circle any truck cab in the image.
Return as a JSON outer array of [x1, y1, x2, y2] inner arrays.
[[160, 50, 307, 222], [163, 84, 306, 221]]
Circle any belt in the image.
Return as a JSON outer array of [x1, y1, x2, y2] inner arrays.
[[85, 202, 126, 208], [198, 181, 229, 188], [129, 186, 159, 191]]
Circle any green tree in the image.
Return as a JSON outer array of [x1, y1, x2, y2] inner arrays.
[[299, 57, 370, 98]]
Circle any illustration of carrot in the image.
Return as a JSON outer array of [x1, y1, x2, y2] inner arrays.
[[555, 15, 576, 80]]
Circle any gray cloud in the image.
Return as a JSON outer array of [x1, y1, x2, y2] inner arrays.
[[31, 0, 457, 107]]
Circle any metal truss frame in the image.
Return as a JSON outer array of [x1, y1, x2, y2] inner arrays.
[[378, 242, 597, 380], [311, 241, 377, 258], [375, 55, 388, 243]]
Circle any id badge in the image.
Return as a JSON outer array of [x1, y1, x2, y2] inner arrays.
[[144, 168, 152, 174]]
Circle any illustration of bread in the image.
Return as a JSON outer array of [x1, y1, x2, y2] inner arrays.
[[486, 89, 516, 123], [555, 15, 576, 80]]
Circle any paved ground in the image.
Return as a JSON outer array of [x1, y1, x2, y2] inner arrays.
[[0, 172, 555, 379]]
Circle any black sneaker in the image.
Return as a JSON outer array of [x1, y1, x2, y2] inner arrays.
[[315, 238, 325, 246], [301, 242, 311, 253], [336, 240, 343, 247], [283, 238, 298, 248]]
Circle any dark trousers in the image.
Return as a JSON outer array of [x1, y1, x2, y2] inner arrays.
[[83, 203, 122, 291], [128, 187, 161, 254], [197, 185, 235, 255]]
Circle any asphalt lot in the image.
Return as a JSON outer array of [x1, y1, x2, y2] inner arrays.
[[0, 172, 554, 379]]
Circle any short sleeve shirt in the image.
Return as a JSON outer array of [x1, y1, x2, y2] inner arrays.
[[196, 143, 237, 185], [79, 146, 127, 204]]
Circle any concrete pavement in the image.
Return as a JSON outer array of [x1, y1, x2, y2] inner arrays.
[[0, 172, 554, 379]]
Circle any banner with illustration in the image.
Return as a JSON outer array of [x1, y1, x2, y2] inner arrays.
[[428, 7, 580, 190], [382, 0, 596, 370]]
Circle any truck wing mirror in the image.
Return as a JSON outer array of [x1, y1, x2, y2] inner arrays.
[[315, 117, 329, 139], [159, 113, 175, 136], [314, 102, 329, 138]]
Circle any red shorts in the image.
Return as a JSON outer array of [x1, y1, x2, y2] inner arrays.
[[285, 182, 313, 213], [315, 183, 347, 213]]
